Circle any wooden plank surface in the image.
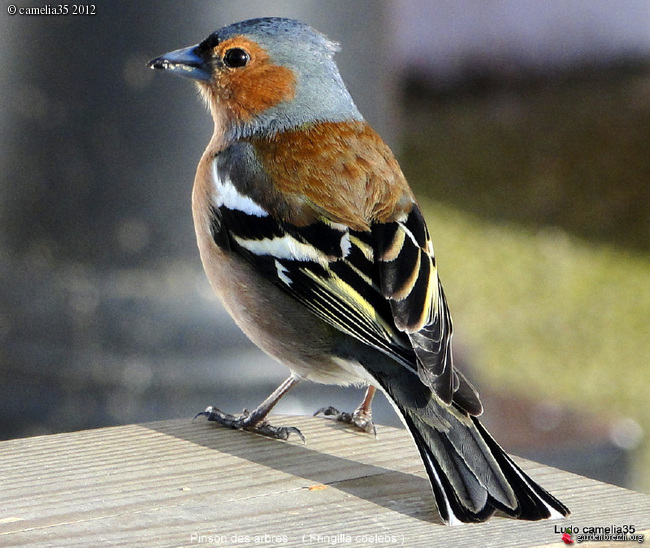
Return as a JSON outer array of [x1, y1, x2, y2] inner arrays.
[[1, 416, 648, 547]]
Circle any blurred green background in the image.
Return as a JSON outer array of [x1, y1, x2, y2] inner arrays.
[[401, 65, 649, 493]]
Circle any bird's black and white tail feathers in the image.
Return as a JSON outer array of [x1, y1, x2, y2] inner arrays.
[[378, 381, 570, 525]]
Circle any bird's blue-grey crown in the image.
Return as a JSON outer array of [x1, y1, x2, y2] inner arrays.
[[206, 18, 363, 135]]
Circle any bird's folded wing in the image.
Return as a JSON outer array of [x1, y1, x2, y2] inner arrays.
[[209, 148, 481, 415], [372, 205, 481, 415], [218, 204, 417, 372]]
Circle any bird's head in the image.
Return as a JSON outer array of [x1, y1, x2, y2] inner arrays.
[[148, 17, 362, 142]]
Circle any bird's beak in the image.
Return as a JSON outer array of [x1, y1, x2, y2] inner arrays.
[[148, 45, 211, 82]]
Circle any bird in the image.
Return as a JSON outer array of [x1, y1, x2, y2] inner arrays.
[[148, 17, 569, 525]]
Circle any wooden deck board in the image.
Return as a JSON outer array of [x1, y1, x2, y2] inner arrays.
[[1, 416, 648, 547]]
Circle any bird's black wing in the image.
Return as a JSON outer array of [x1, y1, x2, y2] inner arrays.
[[373, 205, 482, 415], [210, 146, 481, 414]]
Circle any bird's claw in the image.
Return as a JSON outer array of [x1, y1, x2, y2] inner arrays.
[[196, 406, 305, 443], [314, 405, 376, 435]]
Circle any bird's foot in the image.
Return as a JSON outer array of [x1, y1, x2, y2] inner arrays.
[[314, 405, 376, 435], [196, 406, 305, 443]]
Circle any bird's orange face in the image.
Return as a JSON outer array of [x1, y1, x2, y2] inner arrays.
[[149, 18, 363, 143], [197, 36, 297, 125]]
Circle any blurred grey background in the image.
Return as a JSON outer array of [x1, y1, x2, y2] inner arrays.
[[2, 1, 649, 495]]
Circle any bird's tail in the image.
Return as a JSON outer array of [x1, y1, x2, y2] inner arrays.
[[381, 385, 570, 525]]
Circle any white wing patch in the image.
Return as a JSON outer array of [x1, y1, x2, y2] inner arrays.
[[233, 234, 327, 264], [212, 161, 268, 218], [340, 231, 351, 257], [275, 260, 292, 286]]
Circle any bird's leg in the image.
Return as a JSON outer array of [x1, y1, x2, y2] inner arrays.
[[197, 375, 304, 442], [314, 385, 377, 435]]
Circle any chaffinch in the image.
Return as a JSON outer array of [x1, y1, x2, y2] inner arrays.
[[149, 17, 569, 525]]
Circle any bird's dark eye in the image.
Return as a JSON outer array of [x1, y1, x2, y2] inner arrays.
[[223, 48, 250, 68]]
